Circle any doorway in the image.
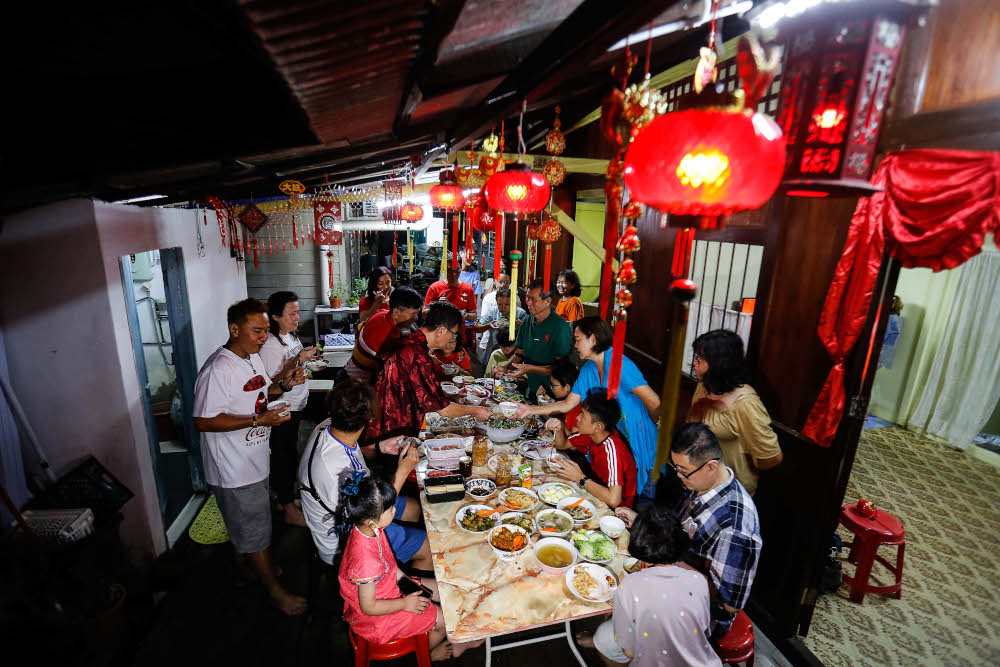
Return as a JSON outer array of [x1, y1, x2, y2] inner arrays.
[[120, 248, 204, 546]]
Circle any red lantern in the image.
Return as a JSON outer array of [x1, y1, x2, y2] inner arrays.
[[623, 109, 785, 219], [429, 184, 465, 211], [400, 203, 424, 222], [543, 159, 566, 186], [484, 163, 551, 214], [465, 194, 493, 232]]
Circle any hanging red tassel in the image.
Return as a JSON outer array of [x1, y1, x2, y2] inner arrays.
[[543, 243, 553, 290], [393, 233, 398, 268], [451, 211, 459, 271], [252, 239, 259, 269], [293, 217, 298, 248], [527, 243, 536, 280], [672, 228, 695, 278], [464, 215, 472, 260], [326, 251, 334, 289], [606, 315, 628, 398], [493, 213, 503, 279]]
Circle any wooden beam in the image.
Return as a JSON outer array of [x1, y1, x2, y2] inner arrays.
[[446, 0, 684, 151], [879, 97, 1000, 151], [441, 151, 609, 175], [551, 207, 619, 271]]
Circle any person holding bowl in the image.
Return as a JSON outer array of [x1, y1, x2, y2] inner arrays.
[[358, 266, 393, 323]]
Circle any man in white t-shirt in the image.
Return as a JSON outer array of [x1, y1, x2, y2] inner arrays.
[[298, 379, 428, 570], [193, 298, 307, 616]]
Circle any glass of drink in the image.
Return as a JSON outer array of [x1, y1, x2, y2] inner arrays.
[[472, 437, 489, 468], [495, 455, 513, 487], [459, 456, 473, 478]]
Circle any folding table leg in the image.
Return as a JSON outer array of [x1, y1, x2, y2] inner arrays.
[[565, 621, 588, 667]]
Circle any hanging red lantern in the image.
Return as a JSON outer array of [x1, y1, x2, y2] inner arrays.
[[429, 184, 465, 211], [484, 163, 551, 214], [465, 192, 492, 232], [624, 108, 785, 221], [400, 203, 424, 222], [526, 221, 541, 241], [537, 214, 562, 290]]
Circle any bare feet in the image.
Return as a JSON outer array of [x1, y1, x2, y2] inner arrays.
[[575, 631, 596, 649], [430, 642, 454, 661], [452, 639, 484, 658], [267, 586, 307, 616], [282, 501, 308, 527]]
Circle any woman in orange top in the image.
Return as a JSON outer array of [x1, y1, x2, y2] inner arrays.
[[554, 269, 585, 322]]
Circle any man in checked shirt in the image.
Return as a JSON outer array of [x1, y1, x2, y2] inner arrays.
[[615, 422, 762, 640]]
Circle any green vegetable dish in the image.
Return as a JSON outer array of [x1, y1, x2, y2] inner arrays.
[[501, 515, 534, 531], [485, 416, 523, 429], [459, 510, 496, 532], [571, 530, 616, 562]]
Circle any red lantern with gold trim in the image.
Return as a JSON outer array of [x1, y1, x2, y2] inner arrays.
[[430, 170, 465, 269], [400, 203, 424, 222], [623, 108, 785, 220], [484, 163, 551, 215]]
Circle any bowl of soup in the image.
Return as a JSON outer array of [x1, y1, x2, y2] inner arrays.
[[533, 537, 578, 576]]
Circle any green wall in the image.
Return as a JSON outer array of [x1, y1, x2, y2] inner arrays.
[[573, 202, 606, 303]]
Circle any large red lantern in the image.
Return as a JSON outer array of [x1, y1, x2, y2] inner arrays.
[[624, 109, 785, 220], [400, 203, 424, 222], [465, 192, 493, 232], [430, 170, 466, 270], [484, 163, 551, 214]]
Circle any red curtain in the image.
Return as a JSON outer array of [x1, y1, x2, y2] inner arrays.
[[803, 149, 1000, 447]]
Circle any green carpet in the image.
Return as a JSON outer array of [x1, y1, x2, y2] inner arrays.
[[804, 426, 1000, 666], [188, 494, 229, 545]]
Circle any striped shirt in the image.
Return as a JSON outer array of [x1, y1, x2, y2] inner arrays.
[[569, 431, 637, 508], [675, 467, 761, 637]]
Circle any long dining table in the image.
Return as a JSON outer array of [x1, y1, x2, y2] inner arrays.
[[419, 441, 631, 667]]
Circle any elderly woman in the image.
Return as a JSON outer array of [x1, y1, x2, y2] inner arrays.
[[687, 329, 782, 495], [517, 316, 660, 506], [358, 266, 393, 323]]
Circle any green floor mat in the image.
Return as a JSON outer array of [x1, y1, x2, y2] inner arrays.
[[188, 494, 229, 545]]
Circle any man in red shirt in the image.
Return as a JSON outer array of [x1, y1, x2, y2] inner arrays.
[[424, 266, 479, 347], [346, 286, 422, 381], [365, 302, 491, 446], [547, 393, 637, 508]]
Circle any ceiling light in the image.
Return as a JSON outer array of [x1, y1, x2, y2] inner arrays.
[[113, 194, 167, 204]]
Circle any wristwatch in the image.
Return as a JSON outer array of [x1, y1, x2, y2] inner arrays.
[[578, 476, 589, 489], [278, 380, 290, 392], [252, 414, 258, 428]]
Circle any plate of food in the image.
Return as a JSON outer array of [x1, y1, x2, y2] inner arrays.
[[465, 384, 490, 398], [497, 487, 539, 512], [518, 439, 554, 461], [557, 497, 597, 524], [535, 508, 574, 538], [566, 563, 618, 603], [537, 482, 575, 505], [569, 529, 617, 564], [465, 478, 497, 500], [483, 415, 526, 443], [455, 504, 500, 533], [488, 524, 531, 562], [500, 512, 535, 533], [487, 452, 518, 472]]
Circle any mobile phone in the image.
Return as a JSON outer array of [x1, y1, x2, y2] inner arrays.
[[398, 575, 432, 599]]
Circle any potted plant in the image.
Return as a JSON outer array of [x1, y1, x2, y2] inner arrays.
[[328, 283, 346, 308], [347, 278, 366, 307]]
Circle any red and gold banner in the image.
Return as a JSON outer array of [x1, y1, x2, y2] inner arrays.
[[314, 200, 344, 245]]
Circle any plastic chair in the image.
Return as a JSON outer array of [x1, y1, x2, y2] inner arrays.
[[715, 610, 755, 666], [348, 628, 432, 667], [839, 504, 905, 604]]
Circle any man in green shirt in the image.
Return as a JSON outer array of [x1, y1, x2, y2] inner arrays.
[[497, 278, 572, 397]]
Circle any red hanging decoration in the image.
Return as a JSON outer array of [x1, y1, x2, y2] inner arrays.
[[326, 251, 334, 289], [493, 211, 503, 280], [464, 215, 473, 259], [484, 163, 551, 214], [672, 227, 695, 277], [606, 315, 628, 397], [393, 233, 398, 268], [450, 211, 459, 270], [538, 215, 561, 290], [400, 203, 424, 222], [429, 171, 466, 211], [251, 239, 259, 269], [292, 217, 298, 248]]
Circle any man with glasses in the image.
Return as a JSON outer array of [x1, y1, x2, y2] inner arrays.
[[496, 278, 571, 398], [615, 422, 761, 640], [366, 302, 491, 445]]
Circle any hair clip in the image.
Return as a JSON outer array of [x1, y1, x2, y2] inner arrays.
[[341, 469, 367, 497]]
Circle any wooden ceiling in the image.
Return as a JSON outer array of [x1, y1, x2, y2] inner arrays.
[[0, 0, 752, 213]]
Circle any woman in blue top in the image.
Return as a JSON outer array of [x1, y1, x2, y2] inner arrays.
[[517, 316, 661, 505]]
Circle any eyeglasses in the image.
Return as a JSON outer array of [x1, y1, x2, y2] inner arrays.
[[668, 458, 719, 479], [692, 354, 704, 364]]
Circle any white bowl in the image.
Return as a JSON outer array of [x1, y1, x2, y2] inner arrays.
[[534, 508, 575, 538], [557, 497, 598, 525], [533, 536, 578, 576], [465, 395, 484, 406], [441, 383, 462, 397], [441, 363, 459, 376], [485, 422, 526, 443], [464, 478, 497, 500], [487, 523, 531, 562], [304, 359, 328, 372], [455, 504, 500, 533], [599, 516, 627, 539], [498, 401, 518, 417]]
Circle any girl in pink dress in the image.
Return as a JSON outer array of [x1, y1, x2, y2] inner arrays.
[[337, 475, 481, 661]]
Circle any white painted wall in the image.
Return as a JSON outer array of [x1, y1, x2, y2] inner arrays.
[[0, 199, 247, 557]]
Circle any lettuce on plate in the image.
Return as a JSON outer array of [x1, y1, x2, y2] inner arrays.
[[572, 530, 616, 561]]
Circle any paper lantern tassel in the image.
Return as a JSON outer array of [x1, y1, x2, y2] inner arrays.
[[606, 315, 628, 398]]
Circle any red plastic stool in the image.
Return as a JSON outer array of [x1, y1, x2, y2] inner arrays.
[[348, 628, 432, 667], [715, 611, 755, 666], [838, 503, 905, 604]]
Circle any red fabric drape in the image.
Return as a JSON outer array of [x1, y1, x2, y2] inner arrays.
[[803, 149, 1000, 447]]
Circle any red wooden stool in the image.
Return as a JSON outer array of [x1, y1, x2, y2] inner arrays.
[[348, 628, 432, 667], [715, 610, 755, 666], [838, 503, 905, 604]]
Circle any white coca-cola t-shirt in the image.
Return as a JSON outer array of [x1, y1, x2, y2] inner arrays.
[[258, 332, 308, 412], [194, 346, 273, 488]]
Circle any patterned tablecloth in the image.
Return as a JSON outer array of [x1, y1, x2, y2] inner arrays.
[[420, 442, 631, 643]]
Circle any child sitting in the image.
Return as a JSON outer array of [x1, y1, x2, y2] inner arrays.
[[582, 507, 721, 666], [338, 475, 479, 660], [546, 393, 637, 508], [539, 359, 581, 433], [486, 328, 517, 378], [432, 336, 471, 375]]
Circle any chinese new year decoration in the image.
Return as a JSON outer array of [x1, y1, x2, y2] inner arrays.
[[537, 214, 562, 291], [484, 163, 551, 215], [400, 203, 424, 222], [775, 11, 905, 196], [430, 170, 466, 270], [544, 106, 567, 186], [526, 220, 540, 280]]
